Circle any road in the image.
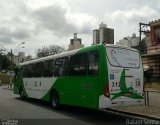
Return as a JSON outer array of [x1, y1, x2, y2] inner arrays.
[[0, 85, 153, 125]]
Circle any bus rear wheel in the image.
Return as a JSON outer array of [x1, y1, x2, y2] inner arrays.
[[51, 91, 60, 109]]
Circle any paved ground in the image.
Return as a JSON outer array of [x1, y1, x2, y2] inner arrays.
[[109, 88, 160, 120], [0, 85, 153, 125]]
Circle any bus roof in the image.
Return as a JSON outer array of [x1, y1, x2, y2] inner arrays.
[[20, 48, 80, 66], [20, 44, 138, 66]]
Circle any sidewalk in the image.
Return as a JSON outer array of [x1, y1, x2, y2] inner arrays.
[[107, 88, 160, 120], [108, 105, 160, 120], [1, 84, 13, 91]]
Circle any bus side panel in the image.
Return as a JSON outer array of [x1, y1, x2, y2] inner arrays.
[[41, 78, 61, 102], [14, 78, 28, 97], [14, 79, 22, 94], [51, 71, 99, 109], [41, 93, 50, 101], [14, 67, 28, 97], [49, 46, 105, 109]]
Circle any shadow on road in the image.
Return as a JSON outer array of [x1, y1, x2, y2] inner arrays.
[[14, 97, 140, 125]]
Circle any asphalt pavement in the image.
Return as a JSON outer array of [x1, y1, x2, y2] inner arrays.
[[0, 85, 159, 125]]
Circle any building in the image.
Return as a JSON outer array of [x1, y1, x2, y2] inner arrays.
[[142, 19, 160, 82], [117, 38, 131, 47], [68, 33, 84, 51], [13, 52, 25, 64], [93, 29, 99, 44], [93, 22, 114, 44], [7, 52, 32, 65], [117, 33, 140, 47], [7, 52, 25, 65]]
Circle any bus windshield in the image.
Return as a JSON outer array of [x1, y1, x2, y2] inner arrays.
[[106, 46, 140, 68]]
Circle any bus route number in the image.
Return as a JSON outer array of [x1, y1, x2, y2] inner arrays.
[[112, 82, 120, 87]]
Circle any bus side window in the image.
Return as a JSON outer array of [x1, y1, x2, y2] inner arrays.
[[54, 58, 62, 77], [26, 65, 29, 78], [34, 62, 43, 77], [22, 65, 27, 78], [88, 51, 99, 76], [62, 57, 69, 76], [27, 64, 34, 78], [69, 54, 87, 76], [43, 60, 54, 77], [54, 57, 68, 77]]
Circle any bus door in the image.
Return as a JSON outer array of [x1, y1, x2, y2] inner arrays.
[[63, 54, 88, 105], [14, 66, 22, 94], [66, 52, 99, 108], [81, 51, 99, 108]]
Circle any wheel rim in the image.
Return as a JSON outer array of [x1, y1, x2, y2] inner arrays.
[[20, 90, 23, 98], [52, 95, 57, 107]]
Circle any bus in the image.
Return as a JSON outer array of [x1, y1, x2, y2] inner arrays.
[[14, 44, 144, 109]]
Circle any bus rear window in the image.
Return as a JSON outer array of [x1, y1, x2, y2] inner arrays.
[[106, 47, 140, 68]]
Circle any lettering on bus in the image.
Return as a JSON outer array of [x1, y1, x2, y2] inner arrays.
[[112, 82, 120, 87], [82, 83, 93, 89], [34, 81, 42, 87], [135, 79, 141, 87]]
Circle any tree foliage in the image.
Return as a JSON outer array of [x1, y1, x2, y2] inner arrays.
[[36, 44, 66, 58], [139, 37, 147, 54], [0, 54, 11, 70]]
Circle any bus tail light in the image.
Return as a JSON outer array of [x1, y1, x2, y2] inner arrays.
[[124, 93, 131, 97], [104, 83, 110, 98]]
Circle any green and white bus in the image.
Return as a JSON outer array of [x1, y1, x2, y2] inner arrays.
[[14, 44, 144, 109]]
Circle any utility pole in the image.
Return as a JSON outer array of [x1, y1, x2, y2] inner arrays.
[[10, 42, 25, 70], [0, 42, 25, 71], [10, 49, 13, 70], [139, 22, 150, 54]]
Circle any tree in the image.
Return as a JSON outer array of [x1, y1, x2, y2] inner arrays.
[[36, 44, 66, 58], [139, 37, 147, 54], [0, 54, 11, 70]]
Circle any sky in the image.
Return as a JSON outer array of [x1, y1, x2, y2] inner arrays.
[[0, 0, 160, 56]]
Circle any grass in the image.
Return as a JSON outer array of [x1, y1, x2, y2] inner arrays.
[[144, 82, 160, 88], [0, 73, 14, 85]]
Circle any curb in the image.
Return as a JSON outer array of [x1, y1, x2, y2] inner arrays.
[[105, 108, 160, 120], [3, 88, 13, 91], [1, 85, 13, 90], [2, 86, 13, 91]]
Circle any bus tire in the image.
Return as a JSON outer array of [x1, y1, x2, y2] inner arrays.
[[19, 88, 25, 99], [51, 91, 60, 109]]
